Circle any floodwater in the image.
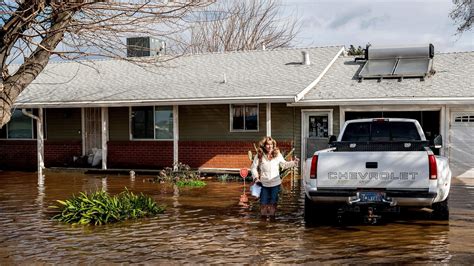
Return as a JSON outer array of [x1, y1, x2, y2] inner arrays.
[[0, 171, 473, 264]]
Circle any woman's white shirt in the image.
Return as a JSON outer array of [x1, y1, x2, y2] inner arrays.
[[250, 153, 295, 187]]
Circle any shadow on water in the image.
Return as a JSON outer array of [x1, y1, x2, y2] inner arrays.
[[0, 171, 472, 264]]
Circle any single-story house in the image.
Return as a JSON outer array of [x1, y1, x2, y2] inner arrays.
[[1, 40, 473, 177]]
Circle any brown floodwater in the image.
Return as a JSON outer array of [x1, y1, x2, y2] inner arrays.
[[0, 170, 473, 264]]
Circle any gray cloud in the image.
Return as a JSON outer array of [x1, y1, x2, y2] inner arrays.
[[360, 15, 389, 29], [328, 8, 371, 29], [300, 16, 322, 29]]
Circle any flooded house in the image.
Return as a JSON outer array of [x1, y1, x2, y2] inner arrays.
[[1, 40, 473, 178]]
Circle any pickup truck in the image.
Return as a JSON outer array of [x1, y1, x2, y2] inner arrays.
[[303, 118, 451, 223]]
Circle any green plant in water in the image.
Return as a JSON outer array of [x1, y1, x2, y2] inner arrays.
[[176, 180, 207, 187], [217, 174, 230, 182], [50, 189, 164, 225], [154, 162, 206, 188]]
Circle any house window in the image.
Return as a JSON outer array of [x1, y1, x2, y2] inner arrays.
[[131, 106, 173, 140], [0, 109, 34, 139], [231, 104, 258, 131]]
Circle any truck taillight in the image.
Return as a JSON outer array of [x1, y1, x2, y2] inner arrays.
[[310, 155, 318, 179], [428, 154, 437, 180]]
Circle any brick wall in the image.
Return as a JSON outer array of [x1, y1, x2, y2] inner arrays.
[[107, 141, 174, 169], [45, 141, 82, 167], [0, 140, 37, 170], [0, 139, 293, 170], [0, 140, 82, 170], [179, 140, 293, 169]]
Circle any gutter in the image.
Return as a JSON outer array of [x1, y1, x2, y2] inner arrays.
[[14, 95, 294, 108], [288, 97, 474, 106], [294, 46, 345, 102]]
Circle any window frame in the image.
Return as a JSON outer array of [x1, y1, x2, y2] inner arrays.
[[129, 106, 174, 141], [229, 103, 259, 132], [1, 109, 35, 140]]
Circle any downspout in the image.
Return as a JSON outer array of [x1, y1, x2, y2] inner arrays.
[[173, 105, 179, 171], [294, 46, 345, 102], [101, 107, 108, 170], [22, 108, 44, 181]]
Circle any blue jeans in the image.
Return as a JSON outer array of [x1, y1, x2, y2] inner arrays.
[[260, 185, 280, 205]]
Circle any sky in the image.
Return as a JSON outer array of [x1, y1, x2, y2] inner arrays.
[[282, 0, 473, 52]]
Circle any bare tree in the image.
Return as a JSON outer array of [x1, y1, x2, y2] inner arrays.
[[178, 0, 299, 54], [0, 0, 210, 128], [450, 0, 473, 33]]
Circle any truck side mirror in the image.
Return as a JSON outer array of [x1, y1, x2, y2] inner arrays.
[[328, 135, 337, 145], [431, 134, 443, 149]]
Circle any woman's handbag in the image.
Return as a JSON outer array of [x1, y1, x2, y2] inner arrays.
[[250, 182, 262, 198]]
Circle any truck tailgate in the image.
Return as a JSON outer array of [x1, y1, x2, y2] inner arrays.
[[317, 151, 429, 189]]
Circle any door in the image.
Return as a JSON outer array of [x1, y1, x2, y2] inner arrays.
[[302, 110, 333, 159], [450, 112, 474, 177], [82, 107, 101, 156]]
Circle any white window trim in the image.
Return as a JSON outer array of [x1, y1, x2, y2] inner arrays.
[[229, 103, 260, 132], [129, 106, 174, 141], [2, 108, 35, 140], [300, 109, 333, 176]]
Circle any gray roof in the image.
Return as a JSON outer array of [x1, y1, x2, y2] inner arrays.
[[16, 46, 343, 107], [299, 51, 474, 105]]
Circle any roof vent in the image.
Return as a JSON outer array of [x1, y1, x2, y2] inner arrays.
[[126, 37, 166, 58], [358, 44, 434, 80], [302, 51, 310, 65]]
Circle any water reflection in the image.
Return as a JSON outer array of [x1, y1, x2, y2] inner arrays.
[[0, 171, 471, 264]]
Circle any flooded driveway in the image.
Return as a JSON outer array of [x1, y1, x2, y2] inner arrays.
[[0, 171, 473, 264]]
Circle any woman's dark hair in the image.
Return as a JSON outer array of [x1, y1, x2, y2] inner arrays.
[[257, 136, 280, 159]]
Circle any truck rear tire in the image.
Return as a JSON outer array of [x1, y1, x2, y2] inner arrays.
[[304, 195, 317, 224], [431, 196, 449, 220], [304, 195, 334, 224]]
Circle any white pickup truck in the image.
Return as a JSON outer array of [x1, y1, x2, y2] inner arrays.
[[303, 118, 451, 223]]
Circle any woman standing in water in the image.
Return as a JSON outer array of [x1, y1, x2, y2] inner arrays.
[[250, 136, 299, 219]]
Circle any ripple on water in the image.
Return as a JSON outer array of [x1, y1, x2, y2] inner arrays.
[[0, 172, 473, 263]]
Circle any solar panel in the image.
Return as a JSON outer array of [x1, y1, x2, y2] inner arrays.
[[359, 59, 397, 78], [358, 44, 434, 80], [393, 58, 431, 77]]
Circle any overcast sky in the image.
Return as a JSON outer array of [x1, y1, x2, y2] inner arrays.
[[282, 0, 473, 52]]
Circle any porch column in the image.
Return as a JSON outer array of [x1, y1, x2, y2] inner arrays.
[[101, 107, 108, 170], [266, 103, 271, 137], [173, 105, 179, 170]]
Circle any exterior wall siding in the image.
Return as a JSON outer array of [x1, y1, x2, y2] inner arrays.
[[46, 108, 82, 140], [179, 104, 267, 141], [108, 107, 129, 141]]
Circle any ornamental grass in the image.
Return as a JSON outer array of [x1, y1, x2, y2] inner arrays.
[[51, 189, 164, 225]]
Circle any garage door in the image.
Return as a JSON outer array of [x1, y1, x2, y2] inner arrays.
[[450, 112, 474, 178]]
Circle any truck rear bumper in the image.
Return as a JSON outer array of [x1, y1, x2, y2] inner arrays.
[[307, 189, 437, 207]]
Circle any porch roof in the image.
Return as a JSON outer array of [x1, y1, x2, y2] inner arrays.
[[293, 51, 474, 106], [15, 46, 343, 108]]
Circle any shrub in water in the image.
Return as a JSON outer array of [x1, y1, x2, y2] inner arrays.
[[154, 162, 206, 188], [175, 180, 206, 187], [51, 189, 164, 225]]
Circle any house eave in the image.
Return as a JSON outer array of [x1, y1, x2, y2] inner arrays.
[[14, 95, 296, 108], [288, 97, 474, 106]]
